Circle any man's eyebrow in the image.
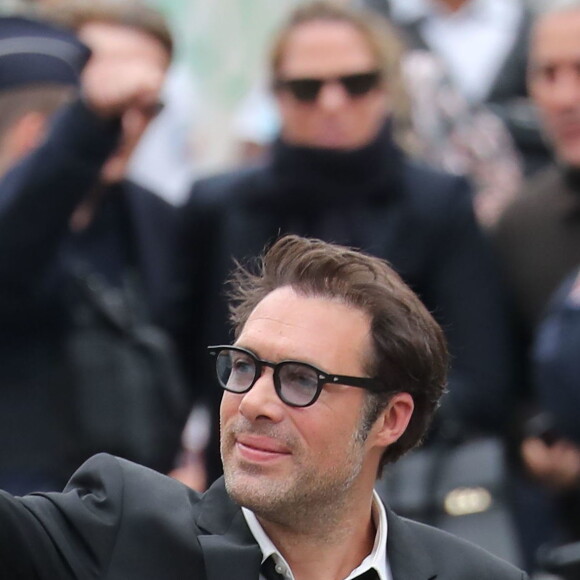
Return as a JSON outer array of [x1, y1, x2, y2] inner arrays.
[[232, 344, 325, 369], [231, 343, 263, 359]]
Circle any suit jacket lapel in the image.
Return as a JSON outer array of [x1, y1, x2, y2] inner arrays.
[[387, 508, 437, 580], [196, 478, 262, 580]]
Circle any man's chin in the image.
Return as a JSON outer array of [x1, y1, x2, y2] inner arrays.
[[223, 461, 278, 487], [224, 470, 285, 509], [312, 134, 365, 150]]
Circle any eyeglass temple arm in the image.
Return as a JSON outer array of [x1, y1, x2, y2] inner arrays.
[[325, 374, 383, 392]]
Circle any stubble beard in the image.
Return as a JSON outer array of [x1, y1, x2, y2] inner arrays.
[[221, 422, 369, 533]]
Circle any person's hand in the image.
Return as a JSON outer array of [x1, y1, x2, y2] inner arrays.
[[81, 56, 165, 120], [521, 436, 580, 491]]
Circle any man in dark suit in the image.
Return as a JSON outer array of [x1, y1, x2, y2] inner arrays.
[[0, 3, 188, 494], [0, 235, 526, 579]]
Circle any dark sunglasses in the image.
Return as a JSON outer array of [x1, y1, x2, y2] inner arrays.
[[273, 70, 382, 103], [208, 345, 383, 408]]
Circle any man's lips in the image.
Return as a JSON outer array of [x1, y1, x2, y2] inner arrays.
[[235, 435, 291, 462], [550, 118, 580, 140], [557, 124, 580, 138]]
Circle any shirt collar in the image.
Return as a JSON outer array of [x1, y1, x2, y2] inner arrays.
[[242, 490, 391, 580]]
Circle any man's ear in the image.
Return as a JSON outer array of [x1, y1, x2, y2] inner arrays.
[[0, 112, 48, 178], [5, 111, 48, 161], [374, 392, 414, 448]]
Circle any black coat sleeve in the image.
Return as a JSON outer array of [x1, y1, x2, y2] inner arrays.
[[0, 99, 120, 304], [0, 454, 205, 579], [0, 454, 126, 579]]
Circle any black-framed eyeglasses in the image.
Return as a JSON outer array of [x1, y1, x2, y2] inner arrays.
[[208, 345, 383, 408], [273, 69, 382, 103]]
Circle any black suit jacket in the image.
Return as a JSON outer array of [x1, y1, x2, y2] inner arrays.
[[0, 454, 526, 579]]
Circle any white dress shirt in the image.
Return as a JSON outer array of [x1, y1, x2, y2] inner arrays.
[[242, 490, 392, 580]]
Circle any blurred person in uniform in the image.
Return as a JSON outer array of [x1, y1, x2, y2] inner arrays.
[[494, 0, 580, 568], [0, 14, 90, 493], [0, 1, 189, 494], [183, 1, 515, 485]]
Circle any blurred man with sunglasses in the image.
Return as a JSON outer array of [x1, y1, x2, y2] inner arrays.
[[0, 234, 526, 579], [0, 1, 189, 494], [183, 1, 514, 484]]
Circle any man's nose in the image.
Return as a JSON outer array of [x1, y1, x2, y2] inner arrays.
[[238, 368, 284, 422], [316, 80, 350, 110]]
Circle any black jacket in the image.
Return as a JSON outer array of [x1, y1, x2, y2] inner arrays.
[[0, 453, 527, 579]]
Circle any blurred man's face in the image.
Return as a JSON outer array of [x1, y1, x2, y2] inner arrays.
[[274, 20, 389, 150], [79, 21, 169, 183], [529, 10, 580, 167]]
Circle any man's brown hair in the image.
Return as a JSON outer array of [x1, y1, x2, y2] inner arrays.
[[38, 0, 173, 58], [270, 1, 402, 80], [227, 235, 448, 471]]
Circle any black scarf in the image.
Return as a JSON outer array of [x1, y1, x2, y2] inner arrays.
[[249, 121, 405, 213]]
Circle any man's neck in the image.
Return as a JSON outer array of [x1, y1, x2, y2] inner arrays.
[[258, 497, 376, 580]]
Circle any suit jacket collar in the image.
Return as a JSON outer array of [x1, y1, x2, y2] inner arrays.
[[387, 507, 437, 580], [195, 478, 438, 580], [196, 478, 262, 580]]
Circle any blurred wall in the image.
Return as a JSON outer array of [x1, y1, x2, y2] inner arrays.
[[149, 0, 296, 173]]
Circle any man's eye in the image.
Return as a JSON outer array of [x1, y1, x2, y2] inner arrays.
[[232, 358, 253, 374], [285, 366, 317, 388], [536, 65, 557, 83]]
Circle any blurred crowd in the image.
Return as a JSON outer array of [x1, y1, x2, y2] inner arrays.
[[1, 0, 580, 577]]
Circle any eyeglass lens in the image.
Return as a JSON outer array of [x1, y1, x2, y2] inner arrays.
[[277, 362, 320, 406], [216, 348, 255, 392], [280, 71, 381, 102]]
